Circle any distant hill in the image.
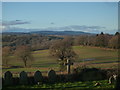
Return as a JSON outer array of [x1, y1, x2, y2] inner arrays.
[[2, 31, 94, 35], [30, 31, 93, 35]]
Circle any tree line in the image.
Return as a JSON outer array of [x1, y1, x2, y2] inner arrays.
[[74, 32, 120, 49], [2, 33, 63, 51]]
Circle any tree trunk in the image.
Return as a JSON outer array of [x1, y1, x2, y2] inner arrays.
[[5, 59, 8, 67], [24, 60, 27, 67]]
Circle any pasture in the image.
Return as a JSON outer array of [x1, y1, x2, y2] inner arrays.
[[2, 46, 118, 74]]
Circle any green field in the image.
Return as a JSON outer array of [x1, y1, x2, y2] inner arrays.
[[2, 46, 118, 73], [3, 80, 115, 90]]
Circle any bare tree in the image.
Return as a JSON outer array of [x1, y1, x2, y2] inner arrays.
[[2, 46, 11, 67], [109, 35, 120, 49], [94, 32, 111, 47], [75, 35, 90, 46], [50, 37, 76, 71], [15, 45, 33, 67]]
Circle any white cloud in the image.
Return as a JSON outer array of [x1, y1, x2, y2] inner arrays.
[[2, 20, 30, 26], [1, 21, 117, 34]]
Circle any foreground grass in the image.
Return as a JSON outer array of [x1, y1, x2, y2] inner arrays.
[[2, 80, 115, 90]]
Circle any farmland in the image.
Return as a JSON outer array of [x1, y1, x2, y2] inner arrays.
[[2, 46, 118, 74]]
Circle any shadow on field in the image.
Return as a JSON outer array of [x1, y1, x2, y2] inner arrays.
[[92, 61, 120, 64], [2, 66, 24, 69]]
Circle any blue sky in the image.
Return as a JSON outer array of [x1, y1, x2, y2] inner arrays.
[[2, 2, 118, 34]]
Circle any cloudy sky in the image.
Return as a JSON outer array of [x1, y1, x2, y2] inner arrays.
[[1, 2, 118, 34]]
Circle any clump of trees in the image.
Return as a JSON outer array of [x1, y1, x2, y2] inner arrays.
[[74, 32, 120, 49], [108, 33, 120, 49], [50, 37, 76, 71], [2, 34, 63, 51]]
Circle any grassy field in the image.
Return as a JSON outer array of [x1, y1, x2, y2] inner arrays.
[[2, 46, 118, 73], [73, 46, 118, 69], [2, 80, 115, 90]]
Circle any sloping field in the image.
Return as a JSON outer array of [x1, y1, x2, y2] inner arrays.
[[2, 46, 118, 73], [73, 46, 118, 69]]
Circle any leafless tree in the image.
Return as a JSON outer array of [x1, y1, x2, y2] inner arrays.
[[50, 37, 76, 71], [2, 46, 11, 66], [15, 45, 33, 67]]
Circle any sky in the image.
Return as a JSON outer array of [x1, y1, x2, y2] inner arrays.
[[1, 2, 118, 34]]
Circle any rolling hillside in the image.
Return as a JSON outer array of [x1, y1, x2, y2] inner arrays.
[[3, 46, 118, 73]]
